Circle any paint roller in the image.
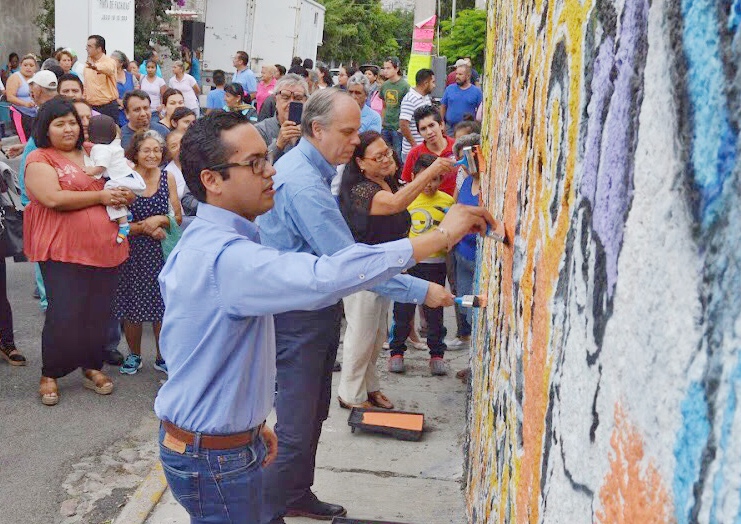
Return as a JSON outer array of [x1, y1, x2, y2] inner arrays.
[[454, 145, 480, 176]]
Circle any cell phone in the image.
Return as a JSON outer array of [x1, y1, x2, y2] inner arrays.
[[288, 101, 303, 124]]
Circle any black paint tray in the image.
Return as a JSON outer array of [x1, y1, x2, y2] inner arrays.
[[347, 407, 424, 441]]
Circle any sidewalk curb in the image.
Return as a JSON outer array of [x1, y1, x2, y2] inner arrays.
[[114, 462, 168, 524]]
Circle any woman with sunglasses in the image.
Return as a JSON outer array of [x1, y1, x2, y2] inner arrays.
[[336, 130, 454, 409]]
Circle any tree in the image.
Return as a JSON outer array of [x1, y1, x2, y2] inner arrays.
[[438, 0, 476, 21], [34, 0, 56, 59], [316, 0, 413, 66], [134, 0, 178, 61], [438, 9, 486, 71]]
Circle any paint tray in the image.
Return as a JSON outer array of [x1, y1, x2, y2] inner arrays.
[[332, 518, 414, 524], [347, 407, 424, 441]]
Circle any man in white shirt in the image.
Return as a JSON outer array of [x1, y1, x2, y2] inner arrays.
[[399, 69, 436, 162]]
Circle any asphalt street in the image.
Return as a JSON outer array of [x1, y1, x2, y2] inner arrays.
[[0, 260, 164, 524]]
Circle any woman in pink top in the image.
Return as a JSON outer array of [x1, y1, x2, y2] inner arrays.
[[256, 64, 277, 112], [24, 98, 135, 406]]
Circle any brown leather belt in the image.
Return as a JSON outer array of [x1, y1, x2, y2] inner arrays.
[[162, 420, 263, 450]]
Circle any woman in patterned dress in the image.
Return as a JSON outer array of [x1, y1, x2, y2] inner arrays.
[[116, 130, 182, 375]]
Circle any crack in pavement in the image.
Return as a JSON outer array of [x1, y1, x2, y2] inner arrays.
[[316, 465, 461, 483]]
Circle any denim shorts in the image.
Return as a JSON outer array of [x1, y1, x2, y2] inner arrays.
[[158, 425, 267, 524]]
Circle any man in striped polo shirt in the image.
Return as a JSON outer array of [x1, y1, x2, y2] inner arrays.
[[399, 68, 436, 163]]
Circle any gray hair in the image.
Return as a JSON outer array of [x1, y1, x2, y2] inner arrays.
[[41, 58, 59, 70], [347, 72, 370, 94], [141, 129, 166, 148], [301, 88, 351, 137], [453, 132, 481, 157], [307, 69, 319, 83], [110, 50, 129, 68], [274, 73, 309, 96]]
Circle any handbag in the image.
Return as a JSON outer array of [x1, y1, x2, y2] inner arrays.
[[0, 162, 25, 261], [160, 212, 182, 261]]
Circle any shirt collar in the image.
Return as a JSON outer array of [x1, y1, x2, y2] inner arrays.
[[297, 138, 336, 184], [196, 203, 260, 242]]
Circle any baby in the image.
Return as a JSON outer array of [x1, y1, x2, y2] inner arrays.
[[84, 115, 147, 244]]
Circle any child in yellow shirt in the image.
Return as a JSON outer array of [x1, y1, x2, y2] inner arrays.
[[388, 154, 455, 376]]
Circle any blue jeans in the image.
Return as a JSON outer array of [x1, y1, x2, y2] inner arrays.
[[381, 129, 403, 160], [159, 426, 267, 524], [261, 303, 342, 523], [454, 251, 476, 330], [34, 262, 47, 311]]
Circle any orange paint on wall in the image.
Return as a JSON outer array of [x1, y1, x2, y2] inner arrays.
[[596, 404, 675, 524]]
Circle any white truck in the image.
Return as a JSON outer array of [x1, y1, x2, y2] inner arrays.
[[201, 0, 325, 75]]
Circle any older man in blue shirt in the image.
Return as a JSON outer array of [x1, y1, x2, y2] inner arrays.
[[154, 111, 492, 523], [257, 89, 455, 523]]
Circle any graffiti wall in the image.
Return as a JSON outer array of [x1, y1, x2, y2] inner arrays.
[[466, 0, 741, 520]]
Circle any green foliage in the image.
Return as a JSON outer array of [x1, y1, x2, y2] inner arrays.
[[316, 0, 413, 66], [438, 0, 477, 21], [34, 0, 56, 59], [438, 9, 486, 71], [134, 0, 178, 61]]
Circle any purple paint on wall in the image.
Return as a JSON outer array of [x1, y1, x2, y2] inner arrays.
[[580, 38, 616, 205], [586, 0, 649, 296]]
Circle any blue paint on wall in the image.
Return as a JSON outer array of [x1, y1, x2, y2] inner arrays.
[[673, 382, 711, 524], [681, 0, 738, 227], [709, 356, 741, 523]]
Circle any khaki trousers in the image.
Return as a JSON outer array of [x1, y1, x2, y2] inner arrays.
[[337, 290, 390, 405]]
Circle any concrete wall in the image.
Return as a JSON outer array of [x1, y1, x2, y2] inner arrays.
[[0, 0, 44, 58], [467, 0, 741, 521]]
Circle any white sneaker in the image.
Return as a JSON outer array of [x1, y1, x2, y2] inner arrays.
[[409, 339, 429, 351], [444, 337, 470, 350]]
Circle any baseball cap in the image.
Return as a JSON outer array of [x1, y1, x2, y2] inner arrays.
[[29, 70, 58, 89], [454, 59, 468, 67]]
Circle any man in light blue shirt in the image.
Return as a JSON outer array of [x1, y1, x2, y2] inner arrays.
[[257, 89, 454, 523], [154, 110, 492, 523], [233, 50, 257, 100]]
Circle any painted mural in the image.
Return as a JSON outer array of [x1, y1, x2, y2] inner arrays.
[[465, 0, 741, 520]]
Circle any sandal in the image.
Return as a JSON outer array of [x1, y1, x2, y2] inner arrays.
[[0, 343, 27, 366], [39, 377, 59, 406], [367, 391, 394, 410], [337, 396, 373, 410], [82, 369, 114, 395]]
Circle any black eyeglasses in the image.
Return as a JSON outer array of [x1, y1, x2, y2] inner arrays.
[[207, 154, 271, 175], [277, 90, 308, 102]]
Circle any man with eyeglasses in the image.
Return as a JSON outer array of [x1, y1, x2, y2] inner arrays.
[[254, 74, 309, 163], [154, 110, 495, 523], [257, 89, 458, 523]]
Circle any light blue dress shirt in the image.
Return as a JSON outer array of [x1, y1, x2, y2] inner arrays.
[[154, 203, 418, 434], [360, 104, 382, 133], [233, 68, 257, 94], [257, 139, 429, 305]]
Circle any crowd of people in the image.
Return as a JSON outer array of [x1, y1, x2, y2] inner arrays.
[[0, 33, 488, 524]]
